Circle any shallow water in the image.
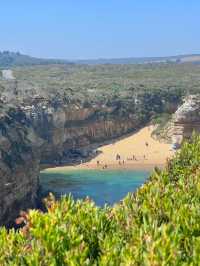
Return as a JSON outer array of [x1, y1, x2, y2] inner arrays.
[[40, 169, 149, 206]]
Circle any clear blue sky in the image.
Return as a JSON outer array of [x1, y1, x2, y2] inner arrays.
[[0, 0, 199, 59]]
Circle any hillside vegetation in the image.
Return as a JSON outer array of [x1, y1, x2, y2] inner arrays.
[[1, 135, 200, 265], [10, 63, 200, 126], [0, 51, 71, 68], [1, 51, 200, 67], [1, 62, 200, 140], [76, 54, 200, 64], [9, 63, 200, 104]]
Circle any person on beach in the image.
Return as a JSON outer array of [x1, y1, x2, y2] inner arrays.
[[116, 154, 121, 160], [102, 164, 108, 169], [97, 160, 100, 166]]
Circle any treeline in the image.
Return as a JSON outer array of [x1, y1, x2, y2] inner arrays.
[[0, 51, 71, 68]]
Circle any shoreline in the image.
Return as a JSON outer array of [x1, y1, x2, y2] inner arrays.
[[43, 126, 175, 173], [43, 163, 164, 173]]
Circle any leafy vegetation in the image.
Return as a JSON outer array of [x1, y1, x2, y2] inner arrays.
[[151, 113, 172, 139], [1, 135, 200, 265]]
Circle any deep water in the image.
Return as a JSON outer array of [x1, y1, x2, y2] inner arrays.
[[40, 169, 149, 206]]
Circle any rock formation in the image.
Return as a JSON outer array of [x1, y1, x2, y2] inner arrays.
[[0, 76, 181, 226], [171, 95, 200, 144], [0, 107, 40, 226], [0, 97, 143, 226]]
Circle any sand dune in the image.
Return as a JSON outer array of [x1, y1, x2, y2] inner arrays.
[[49, 126, 175, 172]]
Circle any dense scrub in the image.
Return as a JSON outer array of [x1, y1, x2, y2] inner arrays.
[[2, 62, 200, 129], [2, 63, 194, 124], [3, 63, 200, 136], [1, 136, 200, 265], [1, 64, 189, 136]]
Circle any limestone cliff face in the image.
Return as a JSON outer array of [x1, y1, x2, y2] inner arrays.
[[0, 100, 141, 226], [171, 95, 200, 144], [0, 87, 183, 226], [0, 108, 40, 226], [23, 101, 141, 166]]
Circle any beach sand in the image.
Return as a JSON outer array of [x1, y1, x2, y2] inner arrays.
[[46, 126, 175, 172]]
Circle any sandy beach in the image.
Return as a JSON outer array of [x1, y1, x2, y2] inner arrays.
[[46, 126, 175, 172]]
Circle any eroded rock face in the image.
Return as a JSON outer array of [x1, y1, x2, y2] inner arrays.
[[0, 108, 40, 226], [172, 95, 200, 144], [0, 82, 183, 226], [0, 100, 142, 226], [24, 102, 141, 167]]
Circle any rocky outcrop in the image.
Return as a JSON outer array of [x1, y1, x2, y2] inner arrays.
[[0, 98, 143, 226], [23, 101, 142, 167], [169, 95, 200, 144], [0, 73, 183, 226], [0, 108, 40, 226]]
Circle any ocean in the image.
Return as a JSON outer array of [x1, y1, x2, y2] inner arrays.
[[40, 169, 149, 206]]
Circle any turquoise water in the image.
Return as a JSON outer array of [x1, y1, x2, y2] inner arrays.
[[40, 169, 149, 206]]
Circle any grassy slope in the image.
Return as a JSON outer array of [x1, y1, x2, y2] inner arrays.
[[1, 135, 200, 265]]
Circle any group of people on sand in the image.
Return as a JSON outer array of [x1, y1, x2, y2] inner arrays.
[[97, 160, 108, 169], [127, 154, 137, 161], [95, 141, 150, 169], [116, 154, 125, 165]]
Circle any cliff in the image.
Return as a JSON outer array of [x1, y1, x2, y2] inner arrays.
[[152, 95, 200, 145], [167, 95, 200, 145], [1, 134, 200, 265], [173, 95, 200, 140], [0, 65, 183, 226], [0, 107, 40, 226], [0, 98, 143, 226]]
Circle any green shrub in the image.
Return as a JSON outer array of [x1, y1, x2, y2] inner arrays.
[[1, 136, 200, 265]]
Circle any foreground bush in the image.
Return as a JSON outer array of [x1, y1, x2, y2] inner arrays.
[[1, 136, 200, 265]]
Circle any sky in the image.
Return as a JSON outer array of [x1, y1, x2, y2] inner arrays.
[[0, 0, 199, 59]]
